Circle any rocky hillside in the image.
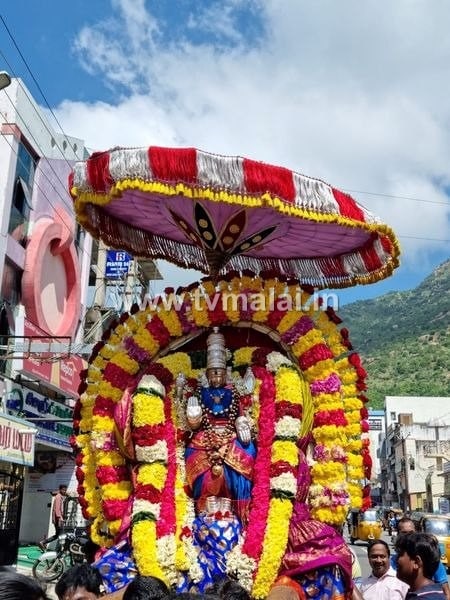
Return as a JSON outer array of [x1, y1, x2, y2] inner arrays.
[[340, 259, 450, 408]]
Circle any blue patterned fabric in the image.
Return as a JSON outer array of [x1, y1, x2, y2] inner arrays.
[[93, 541, 137, 593], [177, 514, 242, 593], [298, 565, 346, 599]]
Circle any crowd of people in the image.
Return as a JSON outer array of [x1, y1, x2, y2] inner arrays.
[[356, 517, 449, 600], [0, 522, 449, 600]]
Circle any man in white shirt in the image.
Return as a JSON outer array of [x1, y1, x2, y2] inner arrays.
[[359, 539, 409, 600]]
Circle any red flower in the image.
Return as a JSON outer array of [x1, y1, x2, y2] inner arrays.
[[146, 315, 171, 346], [145, 363, 174, 388], [270, 461, 296, 478], [325, 306, 342, 324], [93, 396, 116, 417], [240, 394, 252, 409], [180, 526, 192, 539], [214, 511, 223, 520], [132, 423, 166, 446], [275, 401, 302, 420], [208, 293, 227, 325], [363, 451, 372, 468], [251, 347, 272, 367], [267, 308, 286, 329], [360, 407, 369, 420], [103, 362, 129, 390], [96, 465, 129, 485], [361, 496, 372, 511], [299, 344, 333, 371], [361, 419, 369, 432], [356, 366, 367, 380], [348, 353, 362, 368], [135, 484, 160, 503], [103, 499, 129, 521], [314, 409, 347, 427]]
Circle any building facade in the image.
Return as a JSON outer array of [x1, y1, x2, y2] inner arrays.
[[379, 396, 450, 513], [367, 408, 385, 506], [0, 78, 91, 557]]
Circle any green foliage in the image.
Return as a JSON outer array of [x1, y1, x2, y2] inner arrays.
[[340, 260, 450, 409]]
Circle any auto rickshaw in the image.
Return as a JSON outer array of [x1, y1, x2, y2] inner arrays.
[[412, 512, 450, 571], [348, 508, 383, 544]]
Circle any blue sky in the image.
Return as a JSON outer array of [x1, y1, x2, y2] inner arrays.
[[1, 0, 449, 305]]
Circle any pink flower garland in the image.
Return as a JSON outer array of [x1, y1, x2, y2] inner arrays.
[[157, 393, 177, 538], [281, 316, 314, 345], [241, 367, 276, 560]]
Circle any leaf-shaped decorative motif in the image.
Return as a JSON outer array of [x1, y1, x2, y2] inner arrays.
[[230, 225, 278, 255], [168, 208, 202, 247], [218, 209, 247, 251], [194, 203, 218, 250]]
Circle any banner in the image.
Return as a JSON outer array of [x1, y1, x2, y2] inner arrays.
[[0, 414, 36, 467]]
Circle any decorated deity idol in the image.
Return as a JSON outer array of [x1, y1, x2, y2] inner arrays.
[[177, 327, 256, 525]]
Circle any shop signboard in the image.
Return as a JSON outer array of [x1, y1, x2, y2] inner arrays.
[[105, 250, 131, 279], [0, 413, 36, 467], [6, 387, 73, 449]]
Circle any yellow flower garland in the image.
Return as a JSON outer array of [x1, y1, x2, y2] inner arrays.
[[74, 274, 371, 592]]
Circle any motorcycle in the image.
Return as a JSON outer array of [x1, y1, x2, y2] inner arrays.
[[32, 527, 89, 582]]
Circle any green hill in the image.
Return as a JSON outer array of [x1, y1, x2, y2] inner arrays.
[[339, 259, 450, 408]]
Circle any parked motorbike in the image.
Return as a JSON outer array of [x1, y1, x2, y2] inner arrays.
[[32, 527, 89, 582]]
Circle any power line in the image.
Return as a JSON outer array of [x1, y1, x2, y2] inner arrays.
[[0, 13, 83, 162], [344, 188, 450, 207], [398, 235, 450, 243]]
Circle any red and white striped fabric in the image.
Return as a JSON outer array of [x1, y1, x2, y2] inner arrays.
[[70, 145, 400, 288]]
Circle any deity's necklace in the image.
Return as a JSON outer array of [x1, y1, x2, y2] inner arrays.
[[197, 384, 240, 476]]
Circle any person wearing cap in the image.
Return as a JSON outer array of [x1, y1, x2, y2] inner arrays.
[[180, 327, 256, 524]]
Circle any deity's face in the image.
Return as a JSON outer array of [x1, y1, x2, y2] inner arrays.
[[207, 368, 226, 388]]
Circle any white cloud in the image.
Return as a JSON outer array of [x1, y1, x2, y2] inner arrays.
[[55, 0, 450, 290]]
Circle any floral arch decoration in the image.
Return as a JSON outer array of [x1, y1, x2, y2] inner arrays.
[[73, 273, 371, 598]]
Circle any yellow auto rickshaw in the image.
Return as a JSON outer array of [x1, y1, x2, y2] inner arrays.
[[412, 512, 450, 571], [348, 508, 383, 544]]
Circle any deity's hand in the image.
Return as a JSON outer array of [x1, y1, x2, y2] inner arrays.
[[186, 395, 203, 430], [235, 416, 252, 445]]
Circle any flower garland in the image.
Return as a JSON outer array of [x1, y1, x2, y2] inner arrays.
[[250, 360, 303, 598], [131, 375, 170, 582], [74, 274, 370, 591]]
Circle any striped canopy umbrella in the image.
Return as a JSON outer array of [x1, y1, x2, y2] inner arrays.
[[70, 145, 400, 288]]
